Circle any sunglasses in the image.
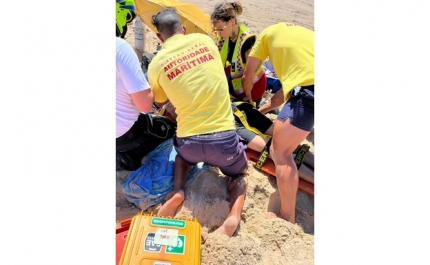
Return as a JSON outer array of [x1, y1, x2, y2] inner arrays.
[[213, 25, 227, 32]]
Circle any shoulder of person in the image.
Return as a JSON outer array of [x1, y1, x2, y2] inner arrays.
[[116, 37, 130, 49], [239, 24, 249, 32], [194, 33, 214, 41]]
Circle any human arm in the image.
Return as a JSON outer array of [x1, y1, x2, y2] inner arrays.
[[153, 99, 169, 109], [258, 88, 285, 114], [230, 70, 244, 80], [146, 58, 169, 109], [117, 39, 153, 112], [130, 90, 154, 113], [242, 56, 262, 103], [156, 101, 177, 123]]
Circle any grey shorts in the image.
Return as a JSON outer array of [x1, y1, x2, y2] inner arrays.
[[174, 130, 247, 178]]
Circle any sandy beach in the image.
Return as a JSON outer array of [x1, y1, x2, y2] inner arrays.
[[116, 0, 315, 264]]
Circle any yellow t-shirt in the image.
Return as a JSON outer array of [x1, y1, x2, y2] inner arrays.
[[249, 23, 314, 100], [147, 33, 235, 137]]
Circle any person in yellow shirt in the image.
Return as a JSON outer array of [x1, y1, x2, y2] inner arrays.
[[242, 22, 314, 224], [211, 1, 266, 106], [147, 8, 248, 238]]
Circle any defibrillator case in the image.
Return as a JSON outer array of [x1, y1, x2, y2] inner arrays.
[[119, 212, 201, 265]]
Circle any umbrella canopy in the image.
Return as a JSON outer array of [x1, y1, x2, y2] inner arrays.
[[135, 0, 216, 39]]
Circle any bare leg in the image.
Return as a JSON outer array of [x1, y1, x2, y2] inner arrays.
[[267, 119, 310, 223], [246, 134, 269, 152], [248, 135, 314, 183], [264, 123, 274, 136], [158, 155, 192, 217], [215, 172, 248, 237], [268, 124, 314, 170]]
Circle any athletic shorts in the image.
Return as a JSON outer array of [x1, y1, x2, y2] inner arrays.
[[234, 103, 273, 144], [277, 85, 314, 131], [174, 130, 247, 178]]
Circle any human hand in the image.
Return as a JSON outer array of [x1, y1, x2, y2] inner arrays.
[[243, 93, 254, 105]]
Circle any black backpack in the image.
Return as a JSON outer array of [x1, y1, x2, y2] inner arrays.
[[116, 113, 176, 171]]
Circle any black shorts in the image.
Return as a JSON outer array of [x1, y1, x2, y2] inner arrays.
[[233, 103, 273, 144], [278, 85, 314, 131]]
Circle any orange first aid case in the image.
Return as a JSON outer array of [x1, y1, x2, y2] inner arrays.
[[118, 212, 201, 265], [116, 218, 132, 265]]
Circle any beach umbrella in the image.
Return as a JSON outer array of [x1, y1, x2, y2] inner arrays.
[[134, 0, 216, 39]]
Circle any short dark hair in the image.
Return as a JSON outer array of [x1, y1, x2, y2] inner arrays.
[[152, 8, 182, 35]]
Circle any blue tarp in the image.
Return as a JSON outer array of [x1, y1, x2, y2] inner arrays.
[[122, 138, 208, 210]]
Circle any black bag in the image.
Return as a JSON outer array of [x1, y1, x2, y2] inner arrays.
[[116, 113, 176, 171]]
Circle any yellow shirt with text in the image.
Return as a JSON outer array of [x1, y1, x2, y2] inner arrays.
[[147, 33, 234, 137]]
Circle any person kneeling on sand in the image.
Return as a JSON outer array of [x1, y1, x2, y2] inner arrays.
[[147, 8, 249, 238], [156, 96, 315, 183], [242, 22, 314, 223]]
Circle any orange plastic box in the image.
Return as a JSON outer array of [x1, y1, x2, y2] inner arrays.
[[116, 218, 132, 265], [119, 212, 201, 265]]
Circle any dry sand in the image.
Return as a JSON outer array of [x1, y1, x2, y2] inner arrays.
[[116, 0, 315, 264]]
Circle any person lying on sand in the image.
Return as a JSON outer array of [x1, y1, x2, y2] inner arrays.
[[146, 8, 249, 238], [155, 98, 314, 184], [231, 101, 314, 184]]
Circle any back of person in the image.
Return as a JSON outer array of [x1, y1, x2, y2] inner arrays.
[[252, 23, 314, 99], [150, 9, 248, 238], [148, 33, 234, 137]]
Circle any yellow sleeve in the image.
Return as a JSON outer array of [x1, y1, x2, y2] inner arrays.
[[147, 66, 168, 104], [151, 81, 168, 104], [249, 29, 269, 62]]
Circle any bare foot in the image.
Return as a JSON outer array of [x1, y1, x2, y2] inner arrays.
[[158, 189, 185, 217], [214, 215, 240, 237], [266, 211, 295, 223]]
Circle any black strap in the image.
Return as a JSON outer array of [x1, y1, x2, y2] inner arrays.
[[294, 144, 310, 170], [254, 138, 272, 170], [254, 141, 310, 170], [116, 113, 176, 151]]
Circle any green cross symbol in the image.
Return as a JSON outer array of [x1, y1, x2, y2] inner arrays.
[[165, 235, 185, 255]]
